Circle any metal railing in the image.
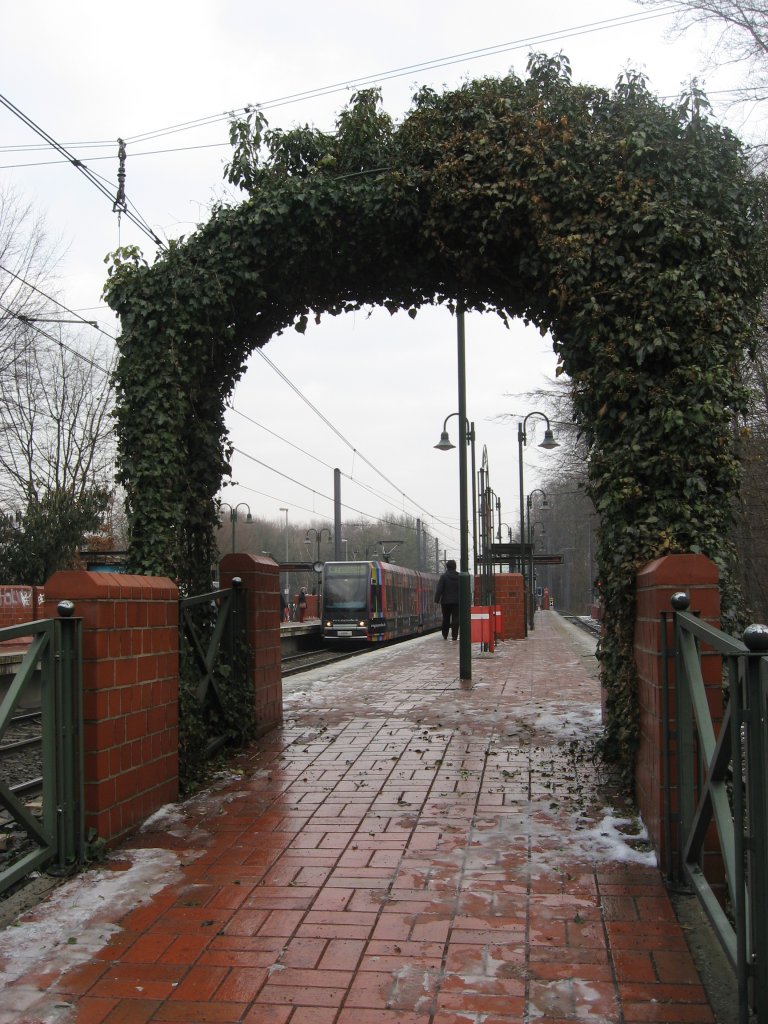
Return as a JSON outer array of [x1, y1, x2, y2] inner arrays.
[[666, 593, 768, 1024], [0, 602, 83, 897], [179, 578, 248, 759]]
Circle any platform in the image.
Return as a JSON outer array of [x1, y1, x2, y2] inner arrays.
[[0, 612, 727, 1023], [280, 618, 322, 656]]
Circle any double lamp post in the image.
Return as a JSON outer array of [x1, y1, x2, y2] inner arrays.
[[518, 413, 558, 633], [435, 303, 560, 677]]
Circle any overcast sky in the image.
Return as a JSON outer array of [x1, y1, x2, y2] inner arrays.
[[0, 1, 754, 562]]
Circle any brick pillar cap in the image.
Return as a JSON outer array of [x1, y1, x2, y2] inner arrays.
[[637, 553, 718, 588]]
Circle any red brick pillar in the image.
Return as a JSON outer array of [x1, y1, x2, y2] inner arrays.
[[219, 553, 282, 735], [43, 571, 179, 847], [486, 574, 525, 640], [634, 554, 721, 870]]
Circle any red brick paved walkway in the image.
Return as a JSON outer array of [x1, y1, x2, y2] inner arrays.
[[1, 614, 716, 1023]]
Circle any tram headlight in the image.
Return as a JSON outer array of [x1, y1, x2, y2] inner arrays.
[[358, 620, 366, 628]]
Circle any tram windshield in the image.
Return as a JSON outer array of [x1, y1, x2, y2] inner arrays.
[[323, 563, 369, 612]]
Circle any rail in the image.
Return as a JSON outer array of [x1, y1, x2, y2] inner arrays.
[[665, 593, 768, 1024]]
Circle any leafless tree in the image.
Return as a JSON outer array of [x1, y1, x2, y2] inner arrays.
[[637, 1, 768, 102], [0, 187, 64, 381], [0, 325, 115, 506], [0, 186, 118, 581]]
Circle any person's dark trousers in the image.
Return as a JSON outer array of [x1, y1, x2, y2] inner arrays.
[[441, 603, 459, 640]]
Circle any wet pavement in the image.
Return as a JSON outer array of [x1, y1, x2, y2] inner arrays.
[[0, 613, 718, 1023]]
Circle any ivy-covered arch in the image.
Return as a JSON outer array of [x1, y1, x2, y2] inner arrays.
[[104, 56, 766, 781]]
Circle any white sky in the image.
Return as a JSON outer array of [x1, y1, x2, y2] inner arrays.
[[0, 1, 755, 562]]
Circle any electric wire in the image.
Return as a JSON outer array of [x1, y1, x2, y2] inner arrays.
[[2, 81, 753, 171], [0, 270, 457, 533], [117, 8, 678, 146], [0, 11, 613, 538], [0, 92, 163, 247], [229, 429, 461, 540], [231, 445, 447, 537], [0, 8, 681, 169], [102, 8, 683, 146], [0, 301, 113, 376], [254, 348, 453, 529], [229, 405, 336, 473], [229, 405, 449, 527], [0, 261, 118, 343]]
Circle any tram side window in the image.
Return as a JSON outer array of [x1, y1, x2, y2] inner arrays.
[[371, 581, 381, 617]]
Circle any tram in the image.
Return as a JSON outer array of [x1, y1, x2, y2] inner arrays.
[[321, 560, 442, 643]]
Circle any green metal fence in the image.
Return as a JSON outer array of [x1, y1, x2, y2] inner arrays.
[[666, 593, 768, 1024], [179, 578, 249, 761], [0, 602, 84, 897]]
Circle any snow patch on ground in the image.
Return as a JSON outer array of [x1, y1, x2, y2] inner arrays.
[[0, 848, 183, 990]]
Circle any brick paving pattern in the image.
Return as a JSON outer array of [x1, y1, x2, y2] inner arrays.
[[1, 614, 715, 1022]]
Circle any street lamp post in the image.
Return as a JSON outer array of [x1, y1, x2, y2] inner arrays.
[[517, 413, 558, 636], [220, 502, 252, 554], [305, 526, 331, 565], [305, 527, 331, 596], [434, 409, 475, 683], [526, 490, 550, 630], [431, 303, 474, 682]]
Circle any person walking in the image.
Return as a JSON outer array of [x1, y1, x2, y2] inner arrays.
[[434, 559, 460, 640], [297, 587, 308, 623]]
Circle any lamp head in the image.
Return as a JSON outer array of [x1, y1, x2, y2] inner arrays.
[[539, 428, 559, 450], [434, 430, 456, 451]]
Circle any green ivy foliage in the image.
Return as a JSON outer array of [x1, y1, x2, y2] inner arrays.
[[104, 57, 767, 786]]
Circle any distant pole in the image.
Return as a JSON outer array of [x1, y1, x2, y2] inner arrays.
[[334, 468, 342, 560], [470, 423, 477, 576], [435, 537, 439, 573], [457, 305, 471, 683], [280, 507, 289, 604], [416, 519, 422, 570], [518, 422, 527, 637]]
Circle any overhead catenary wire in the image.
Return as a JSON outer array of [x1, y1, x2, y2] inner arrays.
[[254, 348, 452, 528], [230, 428, 461, 538], [2, 13, 626, 539], [0, 8, 682, 169], [0, 261, 118, 343], [0, 264, 457, 531], [119, 8, 679, 144], [231, 445, 450, 537], [0, 301, 113, 376], [0, 92, 163, 248]]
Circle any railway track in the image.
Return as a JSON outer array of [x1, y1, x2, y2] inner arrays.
[[1, 709, 42, 799], [281, 645, 370, 677], [564, 615, 601, 639], [0, 709, 43, 885]]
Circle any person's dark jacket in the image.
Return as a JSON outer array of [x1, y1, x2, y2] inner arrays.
[[434, 568, 460, 605]]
